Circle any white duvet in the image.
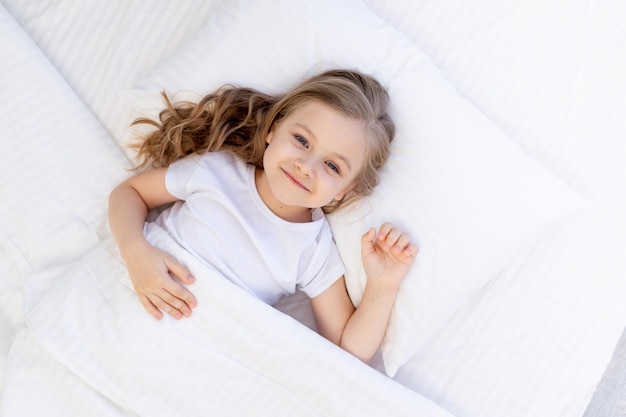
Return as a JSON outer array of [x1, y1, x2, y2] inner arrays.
[[2, 224, 449, 417]]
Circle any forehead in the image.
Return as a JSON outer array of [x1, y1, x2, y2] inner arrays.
[[283, 100, 367, 169]]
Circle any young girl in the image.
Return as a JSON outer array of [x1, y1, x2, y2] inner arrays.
[[108, 69, 418, 364]]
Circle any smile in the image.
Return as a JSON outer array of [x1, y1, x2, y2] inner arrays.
[[281, 168, 309, 191]]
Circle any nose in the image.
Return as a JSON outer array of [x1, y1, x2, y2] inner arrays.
[[295, 157, 314, 177]]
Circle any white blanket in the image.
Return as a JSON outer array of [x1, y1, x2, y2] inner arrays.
[[7, 224, 453, 417], [3, 1, 626, 416]]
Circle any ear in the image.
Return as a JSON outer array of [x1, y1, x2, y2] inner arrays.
[[266, 130, 274, 145]]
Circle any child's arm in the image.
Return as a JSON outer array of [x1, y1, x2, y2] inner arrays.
[[311, 223, 417, 363], [108, 168, 197, 320]]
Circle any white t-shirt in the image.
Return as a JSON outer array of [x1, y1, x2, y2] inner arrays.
[[152, 151, 345, 305]]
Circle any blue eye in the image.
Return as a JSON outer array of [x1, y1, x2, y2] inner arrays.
[[295, 135, 308, 148], [326, 161, 340, 174]]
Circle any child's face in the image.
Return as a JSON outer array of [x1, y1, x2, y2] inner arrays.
[[261, 100, 366, 213]]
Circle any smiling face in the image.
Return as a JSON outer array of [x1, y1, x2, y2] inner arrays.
[[256, 100, 367, 222]]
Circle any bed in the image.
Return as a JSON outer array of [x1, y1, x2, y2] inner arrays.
[[1, 0, 625, 416]]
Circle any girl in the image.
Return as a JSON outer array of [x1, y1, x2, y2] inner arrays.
[[108, 69, 418, 364]]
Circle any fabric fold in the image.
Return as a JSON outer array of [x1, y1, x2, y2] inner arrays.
[[23, 224, 452, 417]]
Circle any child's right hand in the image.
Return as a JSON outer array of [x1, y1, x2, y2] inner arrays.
[[122, 239, 197, 320]]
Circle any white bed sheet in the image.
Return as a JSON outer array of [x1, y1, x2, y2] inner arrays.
[[365, 1, 626, 416], [0, 2, 453, 416], [0, 0, 221, 145], [2, 0, 626, 416], [396, 212, 626, 416], [0, 0, 130, 392]]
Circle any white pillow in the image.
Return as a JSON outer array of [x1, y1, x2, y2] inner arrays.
[[126, 0, 584, 376]]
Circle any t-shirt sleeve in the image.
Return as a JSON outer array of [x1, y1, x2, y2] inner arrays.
[[164, 154, 204, 200], [297, 231, 347, 299], [165, 152, 240, 199]]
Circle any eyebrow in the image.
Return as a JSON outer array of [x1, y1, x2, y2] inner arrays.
[[294, 122, 353, 171]]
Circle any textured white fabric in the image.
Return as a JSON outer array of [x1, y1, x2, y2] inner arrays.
[[18, 227, 454, 417], [2, 0, 626, 416], [365, 1, 626, 416], [156, 151, 344, 303], [1, 0, 221, 145], [127, 0, 584, 376], [0, 2, 130, 393], [0, 4, 130, 271], [1, 329, 135, 417]]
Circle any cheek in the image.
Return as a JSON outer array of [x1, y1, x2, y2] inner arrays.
[[322, 174, 353, 195], [262, 142, 275, 168], [337, 172, 361, 197]]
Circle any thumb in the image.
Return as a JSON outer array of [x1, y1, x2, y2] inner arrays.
[[361, 227, 377, 255], [164, 256, 195, 284]]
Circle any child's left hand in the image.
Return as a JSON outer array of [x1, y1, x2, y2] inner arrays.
[[361, 223, 418, 291]]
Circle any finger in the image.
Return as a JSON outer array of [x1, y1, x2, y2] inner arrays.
[[361, 227, 377, 256], [392, 233, 412, 253], [156, 288, 191, 318], [139, 294, 163, 320], [151, 292, 184, 320], [164, 256, 195, 285], [376, 222, 394, 243], [403, 243, 419, 258], [361, 227, 376, 246], [381, 227, 403, 250], [164, 278, 197, 310]]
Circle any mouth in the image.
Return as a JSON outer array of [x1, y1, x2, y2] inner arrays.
[[281, 168, 309, 191]]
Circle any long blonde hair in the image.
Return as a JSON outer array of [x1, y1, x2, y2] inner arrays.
[[131, 69, 394, 212]]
